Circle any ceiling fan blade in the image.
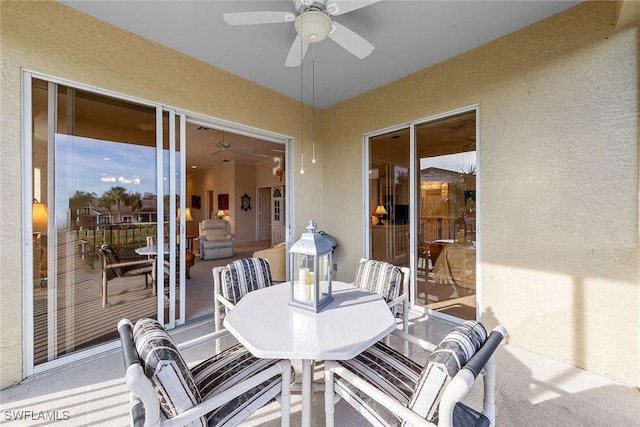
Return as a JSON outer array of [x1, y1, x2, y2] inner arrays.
[[328, 22, 374, 59], [223, 11, 295, 26], [326, 0, 381, 16], [285, 35, 310, 67]]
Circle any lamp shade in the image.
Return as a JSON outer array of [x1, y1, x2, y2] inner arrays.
[[176, 207, 194, 221], [32, 202, 48, 234], [216, 210, 226, 219], [184, 207, 193, 221], [373, 205, 387, 216], [294, 11, 332, 43]]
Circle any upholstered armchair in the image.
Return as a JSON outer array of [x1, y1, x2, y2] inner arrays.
[[198, 219, 235, 260], [252, 242, 287, 282]]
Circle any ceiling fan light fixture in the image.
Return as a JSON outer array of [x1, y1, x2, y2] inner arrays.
[[295, 11, 332, 43]]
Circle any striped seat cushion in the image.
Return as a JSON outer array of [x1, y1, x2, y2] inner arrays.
[[353, 260, 403, 315], [222, 258, 273, 305], [192, 343, 295, 427], [133, 318, 205, 427], [405, 320, 487, 424], [334, 341, 423, 426]]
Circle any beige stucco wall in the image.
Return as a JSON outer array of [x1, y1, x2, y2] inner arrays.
[[322, 1, 639, 386], [1, 0, 638, 389], [0, 0, 322, 388]]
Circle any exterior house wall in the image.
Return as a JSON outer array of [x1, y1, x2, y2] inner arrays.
[[322, 1, 639, 386], [1, 0, 638, 389]]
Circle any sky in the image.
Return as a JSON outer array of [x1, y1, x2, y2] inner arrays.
[[420, 151, 476, 173], [56, 134, 179, 198]]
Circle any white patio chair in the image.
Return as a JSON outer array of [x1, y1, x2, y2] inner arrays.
[[324, 320, 507, 427], [353, 258, 410, 355], [118, 317, 293, 427], [212, 258, 274, 349]]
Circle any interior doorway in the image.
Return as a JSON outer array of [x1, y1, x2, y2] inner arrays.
[[258, 187, 272, 242]]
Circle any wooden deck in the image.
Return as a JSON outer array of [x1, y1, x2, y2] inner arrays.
[[33, 252, 169, 365]]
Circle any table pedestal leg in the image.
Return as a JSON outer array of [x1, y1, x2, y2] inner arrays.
[[301, 359, 313, 427]]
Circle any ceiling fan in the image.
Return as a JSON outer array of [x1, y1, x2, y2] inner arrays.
[[223, 0, 379, 67]]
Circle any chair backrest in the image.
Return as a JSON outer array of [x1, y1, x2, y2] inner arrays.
[[406, 320, 487, 424], [98, 244, 124, 277], [221, 258, 273, 305], [130, 318, 206, 426], [353, 259, 403, 304], [199, 219, 230, 240]]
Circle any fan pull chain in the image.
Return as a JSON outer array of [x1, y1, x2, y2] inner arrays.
[[312, 44, 316, 164], [300, 28, 305, 175]]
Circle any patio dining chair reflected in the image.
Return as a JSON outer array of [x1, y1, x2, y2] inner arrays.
[[98, 243, 156, 308]]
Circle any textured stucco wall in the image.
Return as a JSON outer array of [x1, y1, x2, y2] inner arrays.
[[322, 1, 639, 386], [0, 0, 322, 388]]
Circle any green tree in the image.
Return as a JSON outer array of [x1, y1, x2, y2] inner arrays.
[[99, 186, 128, 222], [69, 190, 97, 209], [124, 192, 143, 219]]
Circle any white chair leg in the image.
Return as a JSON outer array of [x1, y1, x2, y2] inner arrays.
[[324, 361, 336, 427], [280, 362, 291, 427]]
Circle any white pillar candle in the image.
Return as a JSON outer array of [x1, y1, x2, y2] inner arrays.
[[298, 268, 310, 300], [308, 272, 315, 300]]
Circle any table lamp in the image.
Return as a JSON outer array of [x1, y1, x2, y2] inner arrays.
[[374, 205, 387, 226]]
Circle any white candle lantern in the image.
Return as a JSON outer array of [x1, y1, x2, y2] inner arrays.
[[289, 220, 333, 312]]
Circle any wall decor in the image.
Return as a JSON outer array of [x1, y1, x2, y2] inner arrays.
[[241, 193, 251, 211], [191, 195, 201, 209], [218, 193, 229, 210]]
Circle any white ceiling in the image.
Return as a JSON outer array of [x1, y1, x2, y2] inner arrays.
[[60, 0, 582, 110]]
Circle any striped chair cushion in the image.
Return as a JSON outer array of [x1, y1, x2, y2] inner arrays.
[[192, 343, 295, 427], [334, 341, 423, 426], [353, 260, 403, 313], [405, 320, 487, 424], [133, 318, 205, 427], [222, 258, 273, 305]]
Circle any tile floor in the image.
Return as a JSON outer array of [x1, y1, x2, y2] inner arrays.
[[1, 315, 639, 426]]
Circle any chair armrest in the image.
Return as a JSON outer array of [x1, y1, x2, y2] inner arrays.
[[176, 328, 233, 352], [216, 294, 236, 311], [390, 328, 438, 352], [387, 294, 406, 309], [105, 259, 153, 270], [167, 359, 292, 427], [326, 361, 436, 427]]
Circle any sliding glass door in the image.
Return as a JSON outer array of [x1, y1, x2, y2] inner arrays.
[[25, 74, 183, 373], [366, 107, 478, 321]]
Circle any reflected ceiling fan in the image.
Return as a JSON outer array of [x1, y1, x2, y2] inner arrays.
[[209, 131, 272, 160], [223, 0, 379, 67]]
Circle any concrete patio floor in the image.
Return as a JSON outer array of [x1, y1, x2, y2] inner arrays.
[[1, 314, 638, 426]]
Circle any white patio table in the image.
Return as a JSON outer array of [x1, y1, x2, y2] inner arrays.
[[223, 281, 396, 427]]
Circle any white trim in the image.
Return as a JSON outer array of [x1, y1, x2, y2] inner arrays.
[[24, 69, 158, 108], [178, 113, 187, 325], [33, 341, 121, 375], [168, 108, 177, 329], [22, 72, 35, 377], [46, 81, 57, 361], [362, 104, 480, 323], [155, 106, 165, 325]]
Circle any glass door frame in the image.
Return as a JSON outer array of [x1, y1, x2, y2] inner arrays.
[[363, 104, 480, 322], [21, 70, 178, 375]]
